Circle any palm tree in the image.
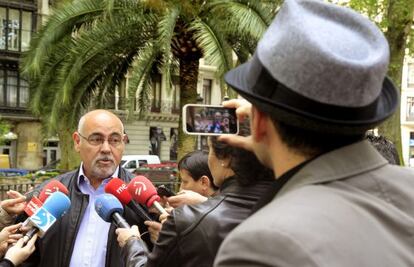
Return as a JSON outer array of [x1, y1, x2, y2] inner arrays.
[[22, 0, 278, 168]]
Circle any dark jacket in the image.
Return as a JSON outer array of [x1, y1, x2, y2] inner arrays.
[[0, 259, 14, 267], [121, 177, 274, 267], [21, 167, 151, 267]]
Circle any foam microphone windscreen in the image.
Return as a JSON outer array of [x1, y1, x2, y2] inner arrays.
[[42, 191, 71, 218], [26, 191, 71, 238], [105, 178, 132, 205], [95, 193, 124, 223], [127, 176, 160, 208], [94, 193, 130, 228], [38, 180, 69, 202]]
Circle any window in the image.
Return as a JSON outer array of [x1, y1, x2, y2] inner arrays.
[[151, 74, 162, 112], [169, 128, 178, 160], [172, 76, 180, 114], [0, 7, 33, 52], [407, 97, 414, 121], [0, 69, 28, 108], [410, 132, 414, 167], [125, 160, 137, 169], [202, 79, 212, 104]]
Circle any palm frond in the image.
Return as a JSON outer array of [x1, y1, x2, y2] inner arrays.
[[127, 42, 160, 116], [189, 18, 233, 76]]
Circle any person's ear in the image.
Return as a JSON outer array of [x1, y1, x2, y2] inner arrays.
[[73, 132, 81, 152], [200, 175, 211, 189], [251, 107, 268, 142]]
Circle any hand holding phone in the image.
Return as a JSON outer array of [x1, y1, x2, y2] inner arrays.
[[157, 185, 176, 198], [182, 104, 239, 136]]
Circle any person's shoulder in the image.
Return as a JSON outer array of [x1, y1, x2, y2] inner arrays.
[[214, 202, 319, 267], [173, 196, 225, 233]]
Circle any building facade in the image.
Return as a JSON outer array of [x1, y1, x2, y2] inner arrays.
[[0, 0, 57, 170], [114, 59, 222, 161], [400, 57, 414, 166], [0, 0, 223, 169]]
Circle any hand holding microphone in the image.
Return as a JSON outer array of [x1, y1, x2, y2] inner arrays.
[[127, 176, 168, 216]]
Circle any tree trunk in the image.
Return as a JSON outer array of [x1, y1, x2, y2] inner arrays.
[[177, 57, 200, 160], [378, 0, 414, 165], [57, 125, 80, 171]]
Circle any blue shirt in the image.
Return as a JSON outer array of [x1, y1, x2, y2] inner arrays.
[[69, 163, 119, 267]]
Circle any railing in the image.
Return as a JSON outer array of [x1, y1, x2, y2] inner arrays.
[[0, 181, 41, 200]]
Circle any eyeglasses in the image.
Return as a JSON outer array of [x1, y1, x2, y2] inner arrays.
[[78, 132, 124, 147]]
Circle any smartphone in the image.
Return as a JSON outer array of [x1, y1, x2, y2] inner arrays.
[[157, 185, 176, 197], [182, 104, 239, 136]]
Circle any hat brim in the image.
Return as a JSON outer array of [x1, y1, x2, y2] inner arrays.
[[225, 61, 399, 134]]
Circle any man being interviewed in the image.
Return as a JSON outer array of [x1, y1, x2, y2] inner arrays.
[[22, 110, 150, 267], [214, 0, 414, 266]]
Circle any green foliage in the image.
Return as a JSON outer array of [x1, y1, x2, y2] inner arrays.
[[0, 120, 10, 145], [22, 0, 278, 135]]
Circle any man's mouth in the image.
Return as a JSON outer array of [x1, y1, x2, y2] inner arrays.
[[97, 158, 113, 164]]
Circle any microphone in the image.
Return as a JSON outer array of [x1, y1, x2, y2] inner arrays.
[[38, 180, 69, 202], [105, 178, 153, 221], [22, 180, 69, 225], [24, 188, 41, 202], [24, 191, 71, 242], [95, 193, 130, 228], [127, 176, 167, 215]]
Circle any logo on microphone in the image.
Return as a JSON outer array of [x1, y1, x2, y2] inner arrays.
[[116, 184, 127, 194], [133, 181, 147, 196], [30, 207, 57, 234]]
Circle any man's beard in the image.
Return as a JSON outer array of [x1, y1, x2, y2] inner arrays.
[[90, 155, 116, 180]]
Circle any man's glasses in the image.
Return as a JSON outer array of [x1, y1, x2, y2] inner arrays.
[[78, 132, 124, 147]]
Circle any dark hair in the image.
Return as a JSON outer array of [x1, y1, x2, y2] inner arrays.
[[365, 133, 400, 165], [270, 119, 365, 158], [210, 122, 274, 186], [178, 151, 218, 190]]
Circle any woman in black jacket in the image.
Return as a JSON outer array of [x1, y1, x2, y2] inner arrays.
[[116, 124, 274, 267]]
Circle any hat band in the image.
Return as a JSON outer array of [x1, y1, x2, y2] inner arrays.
[[252, 66, 379, 122]]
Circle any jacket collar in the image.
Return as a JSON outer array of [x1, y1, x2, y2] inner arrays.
[[278, 140, 388, 197], [219, 176, 275, 196]]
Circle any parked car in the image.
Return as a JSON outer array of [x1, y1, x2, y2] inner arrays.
[[120, 155, 161, 173]]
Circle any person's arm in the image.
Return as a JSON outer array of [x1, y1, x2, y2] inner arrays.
[[214, 224, 318, 267], [121, 237, 149, 267], [167, 190, 207, 208], [116, 225, 149, 267], [116, 212, 182, 267]]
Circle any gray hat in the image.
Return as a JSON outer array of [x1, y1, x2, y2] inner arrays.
[[225, 0, 398, 134]]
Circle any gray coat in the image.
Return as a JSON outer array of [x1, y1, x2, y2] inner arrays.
[[214, 140, 414, 267]]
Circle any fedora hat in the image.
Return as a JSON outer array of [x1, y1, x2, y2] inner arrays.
[[225, 0, 399, 134]]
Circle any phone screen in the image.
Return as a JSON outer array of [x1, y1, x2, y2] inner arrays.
[[183, 104, 238, 135]]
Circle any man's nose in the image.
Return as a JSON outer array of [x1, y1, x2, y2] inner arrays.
[[100, 140, 111, 152]]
